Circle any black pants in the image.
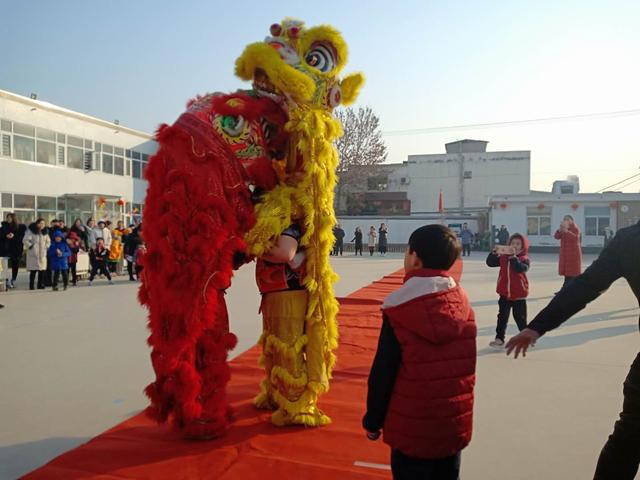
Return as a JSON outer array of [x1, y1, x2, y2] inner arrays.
[[379, 245, 387, 254], [462, 244, 471, 256], [495, 296, 527, 341], [90, 264, 111, 281], [593, 352, 640, 479], [333, 242, 343, 256], [69, 263, 77, 284], [391, 449, 460, 480], [44, 259, 52, 286], [52, 269, 69, 289], [29, 270, 44, 289], [127, 261, 136, 280], [355, 244, 363, 256], [369, 247, 375, 256], [10, 255, 20, 281]]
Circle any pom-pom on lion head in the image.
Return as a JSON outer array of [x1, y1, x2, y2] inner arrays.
[[235, 18, 364, 111]]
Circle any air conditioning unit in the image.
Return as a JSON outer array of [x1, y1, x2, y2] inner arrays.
[[400, 177, 410, 185]]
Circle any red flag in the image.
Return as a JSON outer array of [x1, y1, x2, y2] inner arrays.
[[438, 189, 444, 213]]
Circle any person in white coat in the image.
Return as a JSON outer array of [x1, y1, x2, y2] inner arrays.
[[23, 218, 51, 290], [95, 221, 112, 250]]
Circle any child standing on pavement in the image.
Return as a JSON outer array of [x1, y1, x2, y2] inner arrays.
[[363, 225, 477, 480], [48, 231, 71, 291], [486, 233, 530, 348]]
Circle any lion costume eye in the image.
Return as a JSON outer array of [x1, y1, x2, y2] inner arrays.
[[220, 115, 246, 136], [304, 43, 336, 73]]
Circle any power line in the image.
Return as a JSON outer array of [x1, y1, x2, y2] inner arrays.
[[383, 108, 640, 136], [596, 172, 640, 192], [614, 176, 640, 192]]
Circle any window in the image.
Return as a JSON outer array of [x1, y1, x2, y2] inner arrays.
[[37, 196, 57, 210], [14, 122, 35, 137], [527, 207, 552, 236], [102, 154, 113, 174], [67, 135, 83, 147], [132, 160, 141, 179], [14, 136, 35, 161], [84, 139, 93, 149], [585, 206, 610, 236], [103, 144, 113, 154], [367, 175, 388, 191], [57, 145, 65, 165], [36, 140, 56, 164], [125, 159, 131, 176], [1, 134, 10, 157], [36, 128, 56, 141], [115, 147, 124, 156], [1, 193, 12, 208], [132, 150, 141, 160], [125, 149, 132, 158], [0, 120, 11, 132], [57, 133, 66, 143], [67, 146, 84, 169], [14, 194, 35, 209], [57, 197, 66, 210], [141, 153, 149, 162], [114, 156, 124, 175], [95, 142, 102, 151]]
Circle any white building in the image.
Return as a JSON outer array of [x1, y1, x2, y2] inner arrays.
[[0, 89, 157, 225], [490, 179, 640, 249], [343, 139, 530, 216]]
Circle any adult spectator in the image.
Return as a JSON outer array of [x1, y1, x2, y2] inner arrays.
[[86, 218, 98, 251], [368, 226, 377, 256], [23, 218, 51, 290], [554, 215, 582, 290], [459, 223, 473, 257], [351, 227, 363, 256], [506, 220, 640, 479], [70, 218, 88, 249], [124, 224, 143, 281], [497, 225, 510, 245], [0, 213, 25, 290], [95, 221, 112, 250], [333, 224, 345, 256], [378, 223, 388, 256]]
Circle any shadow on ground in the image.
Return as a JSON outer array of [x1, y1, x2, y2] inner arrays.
[[0, 436, 90, 480]]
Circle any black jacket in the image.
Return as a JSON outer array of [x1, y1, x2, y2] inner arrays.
[[0, 221, 26, 257], [528, 221, 640, 335], [124, 228, 142, 257]]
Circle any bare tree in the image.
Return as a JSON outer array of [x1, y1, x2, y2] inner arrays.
[[335, 106, 388, 213]]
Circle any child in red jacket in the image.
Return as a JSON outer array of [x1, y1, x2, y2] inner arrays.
[[486, 233, 530, 348], [363, 225, 477, 480]]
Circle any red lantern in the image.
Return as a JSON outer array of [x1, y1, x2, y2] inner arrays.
[[571, 203, 579, 210], [500, 202, 508, 209], [97, 197, 106, 208], [537, 203, 545, 210], [117, 198, 125, 207]]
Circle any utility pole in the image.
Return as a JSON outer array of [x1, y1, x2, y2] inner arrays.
[[459, 140, 465, 209]]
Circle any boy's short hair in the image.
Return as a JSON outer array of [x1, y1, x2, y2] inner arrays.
[[408, 224, 460, 270]]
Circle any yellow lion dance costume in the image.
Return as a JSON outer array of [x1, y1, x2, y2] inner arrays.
[[237, 19, 364, 426]]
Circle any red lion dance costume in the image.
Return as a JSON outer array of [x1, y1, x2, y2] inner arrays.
[[141, 18, 363, 439]]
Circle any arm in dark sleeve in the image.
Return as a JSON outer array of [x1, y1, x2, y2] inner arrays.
[[486, 252, 500, 267], [509, 256, 530, 273], [527, 233, 624, 335], [362, 315, 402, 432]]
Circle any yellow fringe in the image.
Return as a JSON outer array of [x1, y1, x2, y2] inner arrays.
[[262, 333, 308, 365], [270, 365, 308, 389]]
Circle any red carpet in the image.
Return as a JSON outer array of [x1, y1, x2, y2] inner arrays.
[[24, 270, 410, 479]]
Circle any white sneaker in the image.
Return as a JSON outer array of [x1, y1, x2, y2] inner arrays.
[[108, 280, 113, 285], [489, 338, 505, 349]]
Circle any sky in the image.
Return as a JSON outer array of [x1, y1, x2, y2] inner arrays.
[[2, 0, 639, 193]]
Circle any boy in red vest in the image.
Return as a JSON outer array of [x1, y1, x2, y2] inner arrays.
[[363, 224, 477, 480], [486, 233, 530, 348]]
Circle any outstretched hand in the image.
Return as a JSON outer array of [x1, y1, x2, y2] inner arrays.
[[505, 328, 540, 358]]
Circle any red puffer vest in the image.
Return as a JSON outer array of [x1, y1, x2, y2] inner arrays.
[[382, 268, 477, 459], [496, 234, 530, 301]]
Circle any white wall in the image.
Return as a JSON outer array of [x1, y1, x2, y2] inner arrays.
[[337, 216, 480, 245], [384, 151, 530, 213]]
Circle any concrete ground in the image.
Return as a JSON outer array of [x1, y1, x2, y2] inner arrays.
[[0, 252, 638, 479]]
